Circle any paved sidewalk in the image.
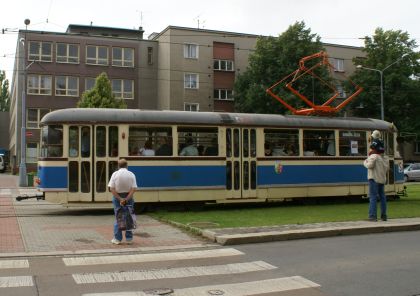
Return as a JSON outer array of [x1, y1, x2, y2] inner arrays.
[[0, 174, 209, 257]]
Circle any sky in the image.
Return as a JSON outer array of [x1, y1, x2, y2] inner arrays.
[[1, 0, 420, 80]]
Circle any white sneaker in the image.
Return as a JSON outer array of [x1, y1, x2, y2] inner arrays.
[[111, 238, 121, 245]]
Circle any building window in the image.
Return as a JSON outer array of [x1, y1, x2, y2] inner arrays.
[[415, 142, 420, 154], [112, 47, 134, 67], [55, 76, 79, 96], [184, 43, 198, 59], [27, 108, 50, 128], [213, 59, 234, 71], [85, 77, 96, 91], [336, 85, 346, 98], [86, 45, 108, 65], [112, 79, 134, 99], [214, 89, 233, 100], [184, 73, 199, 89], [330, 58, 344, 72], [28, 41, 52, 62], [27, 75, 52, 95], [56, 43, 79, 63], [184, 103, 199, 112], [26, 142, 38, 163], [147, 47, 153, 65]]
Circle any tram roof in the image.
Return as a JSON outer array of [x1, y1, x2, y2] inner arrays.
[[40, 108, 395, 131]]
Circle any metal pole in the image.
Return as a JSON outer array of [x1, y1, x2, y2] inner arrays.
[[379, 71, 384, 121], [18, 19, 30, 187]]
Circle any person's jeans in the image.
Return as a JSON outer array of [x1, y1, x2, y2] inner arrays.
[[112, 194, 134, 241], [368, 179, 387, 220]]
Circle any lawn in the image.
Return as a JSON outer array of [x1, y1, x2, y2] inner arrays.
[[149, 184, 420, 229]]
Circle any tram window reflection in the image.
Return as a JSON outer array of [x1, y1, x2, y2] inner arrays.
[[303, 130, 335, 156], [41, 125, 63, 157], [68, 126, 79, 157], [264, 129, 299, 156], [109, 126, 119, 157], [339, 131, 367, 156]]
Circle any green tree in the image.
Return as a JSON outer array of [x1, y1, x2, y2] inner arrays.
[[77, 72, 126, 108], [234, 21, 329, 114], [349, 28, 420, 133], [0, 71, 10, 111]]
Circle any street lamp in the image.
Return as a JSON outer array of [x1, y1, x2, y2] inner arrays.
[[356, 53, 409, 121], [18, 18, 30, 187]]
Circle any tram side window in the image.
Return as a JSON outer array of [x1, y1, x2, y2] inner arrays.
[[264, 129, 299, 156], [128, 126, 172, 156], [303, 130, 335, 156], [339, 131, 367, 156], [384, 132, 394, 156], [41, 125, 63, 157], [68, 126, 79, 157], [109, 126, 119, 157], [178, 127, 218, 156]]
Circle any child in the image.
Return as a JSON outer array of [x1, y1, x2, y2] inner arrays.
[[369, 130, 385, 155]]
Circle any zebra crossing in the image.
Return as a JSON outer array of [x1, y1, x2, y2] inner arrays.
[[0, 247, 321, 295]]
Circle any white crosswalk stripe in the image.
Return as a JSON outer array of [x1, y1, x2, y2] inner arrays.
[[81, 276, 320, 296], [73, 261, 276, 284], [0, 189, 11, 196], [0, 276, 33, 288], [63, 248, 244, 266], [0, 260, 29, 269]]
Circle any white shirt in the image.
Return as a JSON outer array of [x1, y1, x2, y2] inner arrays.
[[108, 168, 138, 193]]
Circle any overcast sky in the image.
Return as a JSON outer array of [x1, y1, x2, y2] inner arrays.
[[1, 0, 419, 79]]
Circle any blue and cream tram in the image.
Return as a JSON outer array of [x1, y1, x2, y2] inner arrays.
[[37, 108, 404, 206]]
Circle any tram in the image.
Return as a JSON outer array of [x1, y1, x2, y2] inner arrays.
[[37, 108, 405, 207]]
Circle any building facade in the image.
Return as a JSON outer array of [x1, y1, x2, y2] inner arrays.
[[11, 24, 379, 173]]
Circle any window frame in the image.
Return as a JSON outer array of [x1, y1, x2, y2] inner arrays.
[[27, 108, 50, 128], [112, 47, 134, 67], [26, 142, 39, 163], [184, 73, 199, 89], [213, 59, 234, 71], [55, 76, 79, 97], [214, 89, 234, 100], [183, 43, 198, 59], [27, 74, 52, 95], [86, 45, 109, 65], [56, 43, 80, 64], [184, 103, 199, 112], [112, 79, 134, 99], [28, 41, 52, 62]]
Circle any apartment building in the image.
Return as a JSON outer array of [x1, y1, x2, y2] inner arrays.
[[9, 24, 367, 173], [9, 25, 158, 172]]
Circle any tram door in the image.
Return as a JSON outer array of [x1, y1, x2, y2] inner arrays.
[[68, 125, 119, 202], [225, 128, 257, 199]]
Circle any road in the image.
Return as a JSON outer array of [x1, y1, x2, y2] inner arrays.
[[1, 231, 420, 295], [237, 230, 420, 296]]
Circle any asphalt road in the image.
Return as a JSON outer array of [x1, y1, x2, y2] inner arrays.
[[237, 230, 420, 296]]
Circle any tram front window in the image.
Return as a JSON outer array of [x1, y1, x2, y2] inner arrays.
[[41, 125, 63, 157]]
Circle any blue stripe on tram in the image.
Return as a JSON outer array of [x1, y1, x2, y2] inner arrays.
[[130, 165, 226, 188], [257, 164, 367, 185], [38, 166, 68, 189]]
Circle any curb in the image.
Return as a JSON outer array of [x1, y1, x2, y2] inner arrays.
[[202, 222, 420, 245]]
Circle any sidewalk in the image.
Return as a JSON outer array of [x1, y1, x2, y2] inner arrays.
[[0, 174, 209, 257], [2, 174, 420, 255]]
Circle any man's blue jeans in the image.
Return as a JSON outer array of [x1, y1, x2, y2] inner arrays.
[[368, 179, 387, 220], [112, 195, 134, 241]]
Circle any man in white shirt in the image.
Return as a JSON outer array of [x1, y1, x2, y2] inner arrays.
[[108, 159, 138, 245]]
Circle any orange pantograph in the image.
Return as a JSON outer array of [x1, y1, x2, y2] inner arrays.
[[266, 51, 363, 115]]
